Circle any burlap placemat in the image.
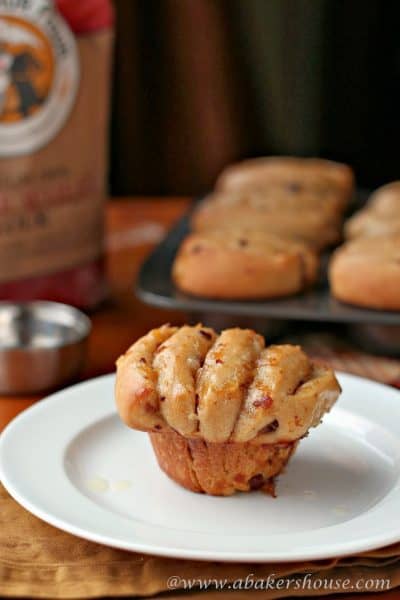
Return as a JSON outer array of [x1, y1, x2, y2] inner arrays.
[[1, 482, 400, 598]]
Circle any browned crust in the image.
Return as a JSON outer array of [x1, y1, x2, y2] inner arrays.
[[149, 429, 203, 492], [150, 430, 297, 496]]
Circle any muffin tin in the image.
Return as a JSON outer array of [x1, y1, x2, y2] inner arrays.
[[136, 194, 400, 351]]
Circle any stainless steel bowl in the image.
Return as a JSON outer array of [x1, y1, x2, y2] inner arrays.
[[0, 301, 91, 395]]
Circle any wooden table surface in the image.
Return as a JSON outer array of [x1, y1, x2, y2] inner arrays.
[[0, 197, 398, 600]]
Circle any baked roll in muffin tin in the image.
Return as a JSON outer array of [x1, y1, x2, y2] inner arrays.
[[173, 230, 318, 300], [137, 201, 400, 325], [137, 160, 400, 354]]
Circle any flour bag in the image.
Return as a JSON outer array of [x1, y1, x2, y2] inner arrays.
[[0, 0, 113, 307]]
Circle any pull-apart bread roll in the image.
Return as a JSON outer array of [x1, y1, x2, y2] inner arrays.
[[329, 235, 400, 311], [194, 188, 345, 222], [215, 156, 354, 210], [345, 182, 400, 240], [191, 194, 341, 250], [368, 181, 400, 215], [172, 230, 318, 299], [345, 210, 400, 240], [116, 324, 341, 496]]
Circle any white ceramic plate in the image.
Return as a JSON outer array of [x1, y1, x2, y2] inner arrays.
[[1, 373, 400, 563]]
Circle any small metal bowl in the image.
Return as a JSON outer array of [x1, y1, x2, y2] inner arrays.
[[0, 301, 91, 395]]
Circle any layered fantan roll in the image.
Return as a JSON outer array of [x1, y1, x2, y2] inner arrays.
[[329, 234, 400, 311], [344, 210, 400, 240], [345, 181, 400, 240], [215, 156, 355, 209], [193, 188, 345, 222], [172, 230, 318, 299], [191, 194, 341, 250], [368, 181, 400, 214], [115, 325, 341, 496]]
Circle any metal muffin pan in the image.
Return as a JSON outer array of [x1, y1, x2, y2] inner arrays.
[[136, 195, 400, 352]]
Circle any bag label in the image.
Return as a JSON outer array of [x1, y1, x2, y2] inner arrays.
[[0, 0, 79, 156], [0, 13, 112, 284]]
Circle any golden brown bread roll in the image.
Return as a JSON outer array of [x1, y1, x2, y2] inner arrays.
[[368, 181, 400, 215], [191, 199, 341, 250], [216, 156, 354, 208], [345, 210, 400, 239], [172, 229, 318, 299], [195, 188, 345, 220], [115, 325, 341, 495], [345, 182, 400, 240], [329, 235, 400, 310]]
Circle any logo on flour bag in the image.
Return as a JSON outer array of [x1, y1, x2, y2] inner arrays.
[[0, 0, 79, 156]]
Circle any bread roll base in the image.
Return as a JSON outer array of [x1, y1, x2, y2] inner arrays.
[[149, 429, 297, 496]]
